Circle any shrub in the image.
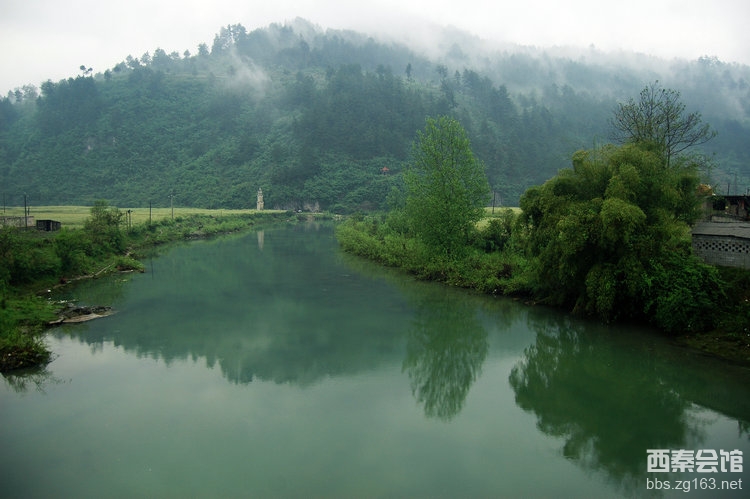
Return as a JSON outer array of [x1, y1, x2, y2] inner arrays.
[[715, 267, 750, 335], [55, 228, 91, 274], [641, 254, 725, 333], [0, 329, 51, 371], [83, 200, 125, 255], [0, 231, 61, 286], [115, 255, 145, 272], [476, 209, 517, 252]]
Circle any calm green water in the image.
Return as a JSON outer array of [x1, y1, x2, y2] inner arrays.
[[2, 223, 749, 498]]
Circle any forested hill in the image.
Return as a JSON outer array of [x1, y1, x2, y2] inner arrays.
[[2, 19, 749, 211]]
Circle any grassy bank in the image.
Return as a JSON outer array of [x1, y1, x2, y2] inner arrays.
[[676, 266, 750, 365], [336, 212, 750, 367], [336, 210, 531, 295], [1, 206, 292, 371]]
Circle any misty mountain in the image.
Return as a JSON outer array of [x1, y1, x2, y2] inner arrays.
[[1, 19, 748, 211]]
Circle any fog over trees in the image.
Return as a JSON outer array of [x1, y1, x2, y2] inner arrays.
[[1, 19, 748, 211]]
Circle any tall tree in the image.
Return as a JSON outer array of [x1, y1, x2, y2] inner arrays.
[[519, 142, 721, 330], [403, 116, 490, 258], [609, 81, 716, 167]]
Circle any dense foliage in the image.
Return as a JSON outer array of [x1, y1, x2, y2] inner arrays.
[[519, 143, 723, 331], [340, 140, 734, 335], [338, 80, 745, 337], [2, 20, 749, 212], [402, 116, 490, 257], [2, 20, 749, 364], [337, 118, 529, 293]]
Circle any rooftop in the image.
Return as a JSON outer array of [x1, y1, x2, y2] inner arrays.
[[692, 221, 750, 240]]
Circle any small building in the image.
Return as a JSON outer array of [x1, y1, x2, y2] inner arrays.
[[722, 195, 749, 220], [692, 222, 750, 269], [0, 216, 34, 228], [36, 219, 62, 231], [703, 195, 750, 222]]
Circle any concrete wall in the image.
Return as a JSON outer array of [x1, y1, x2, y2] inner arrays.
[[0, 216, 35, 228], [692, 234, 750, 269]]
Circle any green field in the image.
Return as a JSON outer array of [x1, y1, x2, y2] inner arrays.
[[475, 206, 520, 229], [2, 205, 507, 232], [2, 206, 280, 229]]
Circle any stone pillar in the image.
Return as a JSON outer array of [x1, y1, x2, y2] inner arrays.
[[256, 188, 264, 211]]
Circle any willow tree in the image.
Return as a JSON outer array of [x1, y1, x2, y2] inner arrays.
[[403, 116, 490, 258]]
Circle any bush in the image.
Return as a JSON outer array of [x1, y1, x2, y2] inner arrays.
[[335, 218, 388, 262], [55, 228, 91, 274], [641, 254, 725, 333], [0, 228, 61, 286], [83, 200, 125, 255], [0, 329, 51, 371], [475, 209, 517, 252], [115, 255, 145, 272], [715, 267, 750, 335], [0, 294, 55, 371]]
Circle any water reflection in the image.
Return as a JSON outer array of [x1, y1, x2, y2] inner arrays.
[[1, 365, 62, 394], [47, 224, 497, 422], [6, 224, 750, 498], [402, 290, 488, 421], [51, 225, 409, 387], [509, 313, 750, 495]]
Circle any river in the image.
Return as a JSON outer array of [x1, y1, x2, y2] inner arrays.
[[1, 223, 748, 498]]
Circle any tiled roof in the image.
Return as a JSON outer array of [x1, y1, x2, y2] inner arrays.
[[692, 222, 750, 240]]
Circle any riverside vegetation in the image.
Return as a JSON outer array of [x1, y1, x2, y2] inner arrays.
[[3, 17, 749, 369], [0, 202, 291, 371], [337, 114, 750, 365]]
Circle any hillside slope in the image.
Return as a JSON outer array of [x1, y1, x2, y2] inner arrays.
[[2, 20, 748, 211]]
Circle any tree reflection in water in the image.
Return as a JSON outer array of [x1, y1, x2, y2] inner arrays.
[[509, 315, 706, 494], [2, 365, 63, 394], [402, 291, 488, 421]]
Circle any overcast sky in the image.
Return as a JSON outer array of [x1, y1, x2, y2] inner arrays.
[[2, 0, 749, 95]]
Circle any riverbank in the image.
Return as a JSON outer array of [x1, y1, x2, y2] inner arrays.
[[336, 214, 750, 368], [674, 265, 750, 366], [1, 208, 300, 372], [677, 330, 750, 367]]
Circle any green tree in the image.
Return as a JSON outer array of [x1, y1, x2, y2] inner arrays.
[[520, 142, 719, 331], [84, 200, 125, 255], [609, 81, 716, 168], [403, 116, 490, 258]]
